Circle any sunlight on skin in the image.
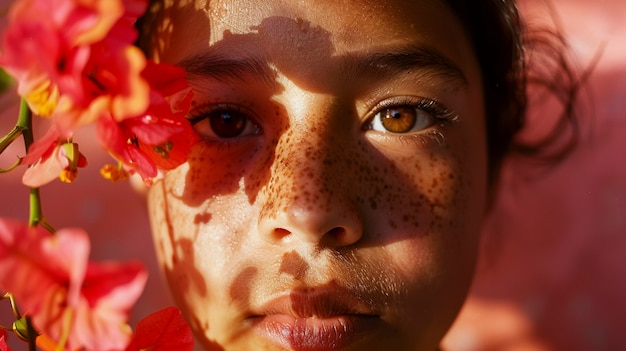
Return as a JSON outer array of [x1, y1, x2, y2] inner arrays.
[[147, 0, 487, 350]]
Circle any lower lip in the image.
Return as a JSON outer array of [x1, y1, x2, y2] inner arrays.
[[250, 314, 379, 350]]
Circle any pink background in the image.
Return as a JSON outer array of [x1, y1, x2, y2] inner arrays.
[[1, 0, 625, 350]]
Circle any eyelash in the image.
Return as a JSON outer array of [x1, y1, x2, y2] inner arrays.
[[186, 97, 457, 146], [363, 96, 457, 143], [186, 102, 262, 144], [187, 103, 248, 125], [365, 96, 456, 128]]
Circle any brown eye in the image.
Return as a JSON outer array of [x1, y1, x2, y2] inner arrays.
[[189, 104, 261, 139], [371, 105, 434, 134], [379, 107, 417, 133], [209, 110, 247, 138]]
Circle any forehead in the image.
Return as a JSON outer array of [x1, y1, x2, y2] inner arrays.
[[149, 0, 475, 72]]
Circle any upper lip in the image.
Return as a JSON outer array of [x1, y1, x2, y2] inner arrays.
[[251, 283, 378, 319]]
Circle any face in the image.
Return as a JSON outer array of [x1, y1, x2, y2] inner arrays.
[[147, 0, 487, 350]]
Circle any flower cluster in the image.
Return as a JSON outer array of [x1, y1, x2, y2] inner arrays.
[[0, 220, 147, 351], [0, 0, 198, 350], [0, 0, 198, 185]]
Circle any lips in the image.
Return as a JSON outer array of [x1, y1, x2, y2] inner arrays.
[[248, 285, 381, 350]]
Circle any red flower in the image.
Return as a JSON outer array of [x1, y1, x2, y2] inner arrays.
[[20, 126, 88, 187], [0, 329, 11, 351], [97, 62, 197, 184], [0, 218, 147, 351], [1, 1, 197, 184], [125, 307, 194, 351], [0, 0, 149, 133]]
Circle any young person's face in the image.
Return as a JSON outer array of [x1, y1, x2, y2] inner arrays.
[[147, 0, 487, 350]]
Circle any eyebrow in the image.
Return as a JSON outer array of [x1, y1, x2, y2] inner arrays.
[[340, 45, 468, 86], [178, 44, 467, 87], [179, 52, 277, 86]]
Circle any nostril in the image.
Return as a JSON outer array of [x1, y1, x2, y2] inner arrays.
[[327, 227, 345, 238], [274, 228, 291, 239], [322, 227, 352, 246], [271, 226, 356, 247], [259, 206, 363, 247]]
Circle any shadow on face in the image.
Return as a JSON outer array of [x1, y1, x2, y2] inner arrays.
[[147, 1, 487, 350]]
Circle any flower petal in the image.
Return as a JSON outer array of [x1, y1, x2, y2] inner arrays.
[[125, 307, 194, 351], [0, 329, 11, 351], [69, 261, 147, 351], [0, 219, 89, 326]]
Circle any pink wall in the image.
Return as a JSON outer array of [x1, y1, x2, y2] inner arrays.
[[443, 0, 626, 350], [0, 0, 624, 350]]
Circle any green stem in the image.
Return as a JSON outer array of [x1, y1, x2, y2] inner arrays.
[[0, 124, 26, 155], [0, 157, 21, 173], [27, 186, 54, 232], [15, 99, 52, 232], [0, 100, 31, 168], [28, 188, 44, 227], [3, 293, 37, 349], [15, 99, 45, 229], [0, 99, 32, 155], [15, 102, 44, 350], [18, 98, 33, 150], [2, 103, 44, 349], [0, 99, 31, 155]]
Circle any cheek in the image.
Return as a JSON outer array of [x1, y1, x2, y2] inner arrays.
[[376, 140, 485, 334], [148, 150, 254, 273], [182, 143, 257, 205], [148, 168, 253, 340], [383, 149, 477, 269], [358, 135, 480, 244], [371, 127, 485, 278]]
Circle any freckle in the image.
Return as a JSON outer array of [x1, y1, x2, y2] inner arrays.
[[369, 198, 377, 210], [389, 219, 397, 229]]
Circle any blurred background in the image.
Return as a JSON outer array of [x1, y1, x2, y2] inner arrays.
[[0, 0, 625, 350]]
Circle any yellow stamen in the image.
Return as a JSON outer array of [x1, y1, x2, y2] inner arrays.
[[153, 140, 174, 159], [100, 163, 129, 182], [59, 169, 78, 183], [25, 81, 59, 117]]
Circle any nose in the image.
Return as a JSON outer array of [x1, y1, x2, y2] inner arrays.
[[257, 100, 363, 249], [260, 200, 363, 248]]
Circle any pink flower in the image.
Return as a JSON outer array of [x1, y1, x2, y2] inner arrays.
[[21, 126, 87, 187], [97, 61, 197, 184], [0, 0, 149, 133], [0, 329, 11, 351], [124, 307, 194, 351], [0, 218, 147, 351]]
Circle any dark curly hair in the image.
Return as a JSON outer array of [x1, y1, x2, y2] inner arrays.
[[447, 0, 581, 185]]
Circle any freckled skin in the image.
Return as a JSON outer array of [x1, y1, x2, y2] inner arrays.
[[147, 0, 487, 350]]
